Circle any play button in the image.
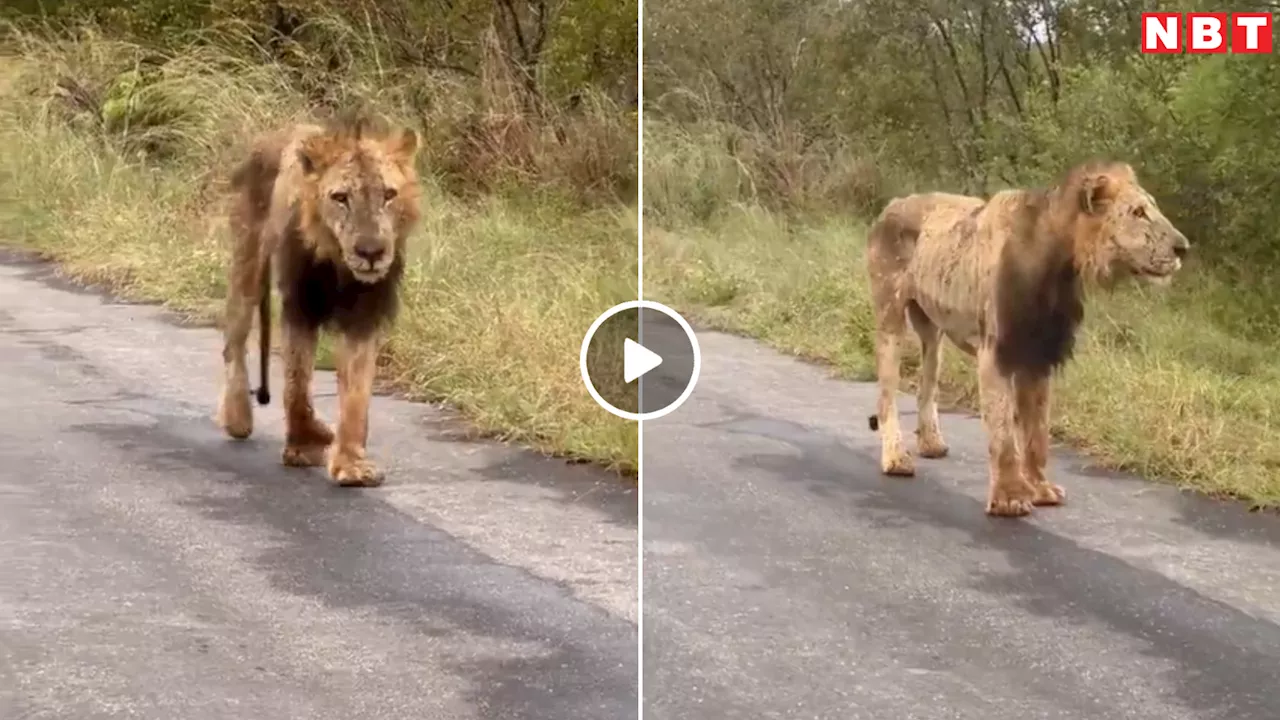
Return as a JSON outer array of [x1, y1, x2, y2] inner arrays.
[[581, 300, 701, 421], [623, 338, 662, 383]]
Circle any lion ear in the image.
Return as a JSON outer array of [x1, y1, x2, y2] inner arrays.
[[386, 128, 419, 163], [297, 135, 335, 177], [1079, 173, 1114, 215], [297, 147, 317, 176]]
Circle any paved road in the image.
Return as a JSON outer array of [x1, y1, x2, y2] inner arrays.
[[643, 329, 1280, 719], [0, 252, 638, 719]]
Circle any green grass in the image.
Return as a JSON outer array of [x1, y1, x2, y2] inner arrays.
[[646, 208, 1280, 506], [0, 48, 638, 475]]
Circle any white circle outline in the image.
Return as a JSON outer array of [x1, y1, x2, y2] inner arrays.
[[579, 300, 702, 422]]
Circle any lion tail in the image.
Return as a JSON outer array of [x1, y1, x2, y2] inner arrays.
[[255, 261, 272, 406], [867, 414, 879, 431]]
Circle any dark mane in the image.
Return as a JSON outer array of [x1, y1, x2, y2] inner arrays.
[[280, 112, 407, 340], [992, 169, 1090, 379], [275, 217, 404, 340]]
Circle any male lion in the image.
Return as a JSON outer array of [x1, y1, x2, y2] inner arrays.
[[865, 161, 1189, 517], [215, 116, 422, 486]]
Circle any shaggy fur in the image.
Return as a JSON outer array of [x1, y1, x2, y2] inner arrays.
[[864, 161, 1189, 517], [215, 115, 422, 487]]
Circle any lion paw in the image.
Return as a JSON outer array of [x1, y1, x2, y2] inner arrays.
[[881, 450, 916, 477], [281, 417, 334, 467], [282, 443, 328, 467], [328, 453, 385, 488], [1031, 481, 1067, 506], [298, 417, 335, 446], [917, 434, 949, 459], [217, 387, 253, 440], [986, 483, 1036, 517]]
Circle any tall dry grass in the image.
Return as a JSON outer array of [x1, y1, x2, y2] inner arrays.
[[642, 116, 901, 227]]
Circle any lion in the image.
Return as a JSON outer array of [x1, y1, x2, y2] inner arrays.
[[215, 115, 422, 487], [864, 161, 1189, 517]]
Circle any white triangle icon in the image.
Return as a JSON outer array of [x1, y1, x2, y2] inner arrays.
[[624, 338, 663, 384]]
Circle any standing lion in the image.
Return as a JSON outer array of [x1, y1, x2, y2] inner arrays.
[[865, 161, 1190, 517], [216, 115, 422, 487]]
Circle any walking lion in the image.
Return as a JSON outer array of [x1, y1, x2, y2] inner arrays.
[[215, 115, 422, 487], [865, 161, 1189, 517]]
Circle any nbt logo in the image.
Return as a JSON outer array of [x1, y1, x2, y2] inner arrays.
[[1141, 12, 1273, 53]]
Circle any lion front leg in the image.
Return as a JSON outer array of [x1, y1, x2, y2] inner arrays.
[[279, 318, 335, 467], [977, 345, 1037, 517], [327, 331, 384, 487], [1015, 373, 1066, 507]]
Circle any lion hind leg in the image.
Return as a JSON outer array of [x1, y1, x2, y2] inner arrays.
[[1015, 373, 1065, 507], [869, 288, 915, 477], [908, 301, 949, 460], [327, 331, 384, 487], [865, 205, 920, 476], [217, 233, 263, 440], [279, 317, 334, 467]]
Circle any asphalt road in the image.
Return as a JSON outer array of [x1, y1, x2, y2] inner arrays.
[[0, 252, 638, 719], [643, 329, 1280, 720]]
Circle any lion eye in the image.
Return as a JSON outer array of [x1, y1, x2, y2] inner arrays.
[[383, 187, 398, 202], [330, 191, 349, 205], [1132, 206, 1148, 219]]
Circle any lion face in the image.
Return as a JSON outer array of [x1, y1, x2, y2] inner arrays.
[[298, 126, 421, 284], [1082, 167, 1190, 285]]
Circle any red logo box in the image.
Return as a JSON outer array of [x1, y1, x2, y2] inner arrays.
[[1188, 13, 1229, 53], [1142, 13, 1183, 53], [1231, 13, 1273, 53]]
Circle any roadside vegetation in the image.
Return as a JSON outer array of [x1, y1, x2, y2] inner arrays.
[[0, 0, 638, 473], [644, 0, 1280, 504]]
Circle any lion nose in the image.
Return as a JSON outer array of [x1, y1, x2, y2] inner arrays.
[[1172, 232, 1190, 259], [354, 240, 385, 263]]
